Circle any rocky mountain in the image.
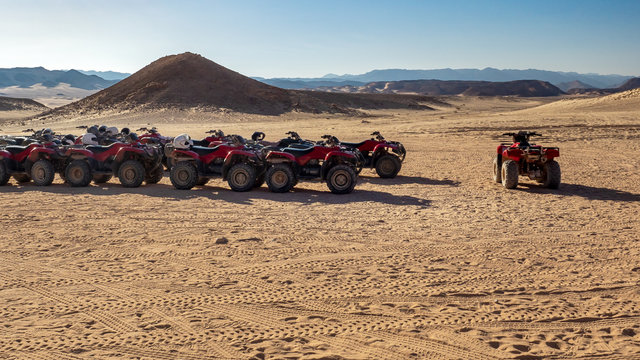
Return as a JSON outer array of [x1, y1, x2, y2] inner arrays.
[[46, 52, 443, 116], [0, 96, 49, 111]]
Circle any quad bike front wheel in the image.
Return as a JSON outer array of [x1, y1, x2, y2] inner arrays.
[[30, 159, 55, 186], [375, 154, 401, 178], [145, 166, 164, 185], [65, 160, 92, 187], [501, 159, 518, 189], [93, 174, 112, 184], [266, 164, 295, 193], [170, 162, 198, 190], [0, 160, 10, 186], [543, 160, 561, 189], [118, 160, 146, 188], [492, 156, 502, 183], [326, 164, 357, 194], [227, 163, 256, 192]]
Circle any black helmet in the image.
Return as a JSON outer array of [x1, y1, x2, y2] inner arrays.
[[127, 133, 139, 142], [121, 127, 130, 135], [251, 131, 265, 141], [87, 125, 99, 135], [98, 125, 107, 133]]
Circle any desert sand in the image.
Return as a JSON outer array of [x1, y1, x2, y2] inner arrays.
[[0, 93, 639, 359]]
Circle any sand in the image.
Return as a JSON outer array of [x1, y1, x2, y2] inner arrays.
[[0, 95, 639, 359]]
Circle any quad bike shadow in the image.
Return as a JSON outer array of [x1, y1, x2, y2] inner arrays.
[[3, 178, 431, 207], [517, 182, 640, 202], [359, 174, 460, 186]]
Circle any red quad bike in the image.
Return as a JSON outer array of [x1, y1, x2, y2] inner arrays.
[[0, 143, 55, 186], [167, 135, 264, 192], [341, 131, 406, 178], [63, 139, 163, 187], [264, 135, 359, 194], [493, 131, 561, 189], [0, 134, 71, 186], [137, 127, 174, 170]]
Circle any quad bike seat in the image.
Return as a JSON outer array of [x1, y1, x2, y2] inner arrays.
[[86, 143, 118, 154], [341, 141, 367, 148], [4, 145, 31, 155], [283, 146, 315, 157], [191, 145, 219, 156]]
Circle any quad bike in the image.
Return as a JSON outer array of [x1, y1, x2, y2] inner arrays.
[[264, 134, 359, 194], [341, 131, 406, 178], [493, 131, 561, 189], [63, 139, 163, 188], [137, 127, 174, 170], [0, 141, 67, 186], [167, 135, 264, 191]]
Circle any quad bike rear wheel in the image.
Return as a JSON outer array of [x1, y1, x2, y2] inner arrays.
[[501, 159, 518, 189], [31, 159, 55, 186], [12, 174, 31, 183], [492, 156, 502, 183], [145, 166, 164, 184], [227, 163, 256, 192], [266, 164, 295, 193], [326, 164, 357, 194], [0, 161, 10, 186], [65, 160, 92, 187], [170, 162, 198, 190], [375, 154, 401, 178], [543, 160, 561, 189], [118, 160, 146, 188], [93, 174, 112, 184]]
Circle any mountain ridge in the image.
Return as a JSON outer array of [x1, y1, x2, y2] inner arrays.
[[258, 68, 634, 90]]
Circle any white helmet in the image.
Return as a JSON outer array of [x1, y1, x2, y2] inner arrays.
[[106, 126, 119, 136], [82, 133, 99, 145], [173, 134, 193, 149]]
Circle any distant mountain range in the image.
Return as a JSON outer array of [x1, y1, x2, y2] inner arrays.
[[76, 70, 130, 81], [256, 68, 635, 91], [0, 67, 119, 90], [314, 79, 565, 97]]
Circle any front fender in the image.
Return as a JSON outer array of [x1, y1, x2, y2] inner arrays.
[[504, 148, 522, 161], [27, 147, 56, 162], [266, 151, 296, 163], [223, 150, 257, 165], [0, 150, 10, 160], [114, 147, 146, 163], [373, 143, 398, 154], [170, 149, 199, 160]]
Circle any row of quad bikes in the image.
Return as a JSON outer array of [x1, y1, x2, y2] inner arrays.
[[0, 129, 407, 194], [0, 129, 562, 192]]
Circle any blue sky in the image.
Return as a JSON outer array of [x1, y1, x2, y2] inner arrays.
[[1, 0, 639, 77]]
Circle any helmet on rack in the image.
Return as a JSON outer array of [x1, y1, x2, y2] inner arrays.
[[121, 127, 130, 135], [82, 133, 99, 145], [61, 134, 76, 145], [173, 134, 193, 149], [106, 127, 119, 136], [87, 126, 99, 135]]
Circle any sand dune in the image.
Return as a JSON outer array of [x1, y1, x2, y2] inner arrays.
[[0, 96, 639, 358]]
